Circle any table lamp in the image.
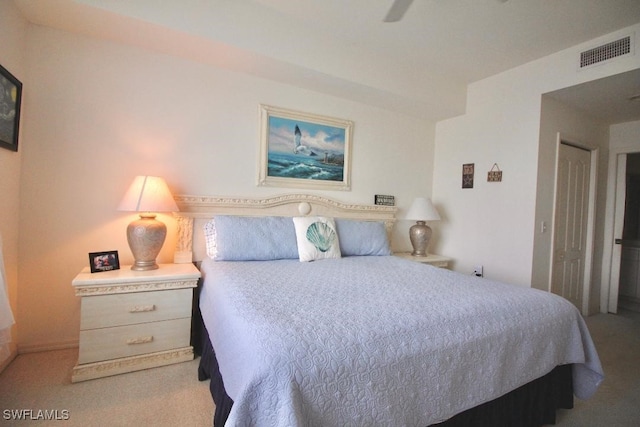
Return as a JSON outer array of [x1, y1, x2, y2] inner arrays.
[[118, 176, 179, 271], [405, 197, 440, 257]]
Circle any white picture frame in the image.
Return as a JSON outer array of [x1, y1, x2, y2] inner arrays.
[[258, 104, 353, 191]]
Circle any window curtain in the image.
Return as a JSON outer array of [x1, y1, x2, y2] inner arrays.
[[0, 232, 15, 363]]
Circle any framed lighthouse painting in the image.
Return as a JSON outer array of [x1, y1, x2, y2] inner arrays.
[[258, 104, 353, 191]]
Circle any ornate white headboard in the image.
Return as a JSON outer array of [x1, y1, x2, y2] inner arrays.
[[172, 194, 397, 263]]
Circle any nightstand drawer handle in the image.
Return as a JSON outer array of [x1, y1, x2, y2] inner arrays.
[[126, 336, 154, 345], [128, 304, 156, 313]]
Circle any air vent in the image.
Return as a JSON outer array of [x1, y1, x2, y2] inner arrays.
[[580, 36, 631, 68]]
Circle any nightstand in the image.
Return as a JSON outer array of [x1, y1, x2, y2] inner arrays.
[[71, 263, 200, 382], [394, 252, 451, 268]]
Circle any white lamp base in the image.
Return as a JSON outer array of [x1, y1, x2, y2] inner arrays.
[[126, 213, 167, 271]]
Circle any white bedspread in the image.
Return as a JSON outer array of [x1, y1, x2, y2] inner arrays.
[[199, 256, 603, 426]]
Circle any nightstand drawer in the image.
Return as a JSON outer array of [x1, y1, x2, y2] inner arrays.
[[78, 317, 192, 364], [80, 288, 192, 329]]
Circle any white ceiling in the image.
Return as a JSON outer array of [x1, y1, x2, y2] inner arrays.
[[13, 0, 640, 123]]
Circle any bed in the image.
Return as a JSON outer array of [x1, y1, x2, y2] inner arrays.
[[173, 194, 604, 427]]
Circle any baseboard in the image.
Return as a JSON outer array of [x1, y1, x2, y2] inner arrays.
[[18, 340, 79, 354], [0, 346, 17, 374]]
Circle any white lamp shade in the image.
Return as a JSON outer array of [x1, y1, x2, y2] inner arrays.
[[405, 197, 440, 221], [118, 176, 179, 213]]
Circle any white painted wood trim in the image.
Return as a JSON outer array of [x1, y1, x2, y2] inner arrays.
[[72, 263, 199, 296], [608, 153, 628, 313], [71, 347, 194, 383], [583, 147, 599, 315], [549, 135, 598, 315]]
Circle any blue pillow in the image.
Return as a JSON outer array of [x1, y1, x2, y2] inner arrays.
[[335, 219, 391, 256], [204, 216, 299, 261]]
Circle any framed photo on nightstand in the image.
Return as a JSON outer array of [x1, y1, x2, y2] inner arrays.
[[88, 250, 120, 273]]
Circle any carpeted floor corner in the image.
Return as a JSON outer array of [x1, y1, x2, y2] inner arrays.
[[0, 350, 213, 426]]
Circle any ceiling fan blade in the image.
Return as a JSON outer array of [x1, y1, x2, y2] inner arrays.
[[383, 0, 414, 23]]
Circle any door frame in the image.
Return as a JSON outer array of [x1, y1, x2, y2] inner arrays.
[[602, 147, 640, 313], [549, 134, 598, 315]]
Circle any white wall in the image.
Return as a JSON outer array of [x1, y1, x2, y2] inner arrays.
[[532, 96, 609, 315], [610, 121, 640, 152], [0, 0, 27, 370], [432, 80, 544, 285], [433, 24, 640, 290], [17, 24, 434, 350]]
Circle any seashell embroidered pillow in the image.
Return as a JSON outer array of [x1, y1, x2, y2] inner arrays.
[[292, 216, 342, 262]]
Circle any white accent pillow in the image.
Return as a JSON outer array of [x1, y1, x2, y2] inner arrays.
[[292, 216, 341, 262]]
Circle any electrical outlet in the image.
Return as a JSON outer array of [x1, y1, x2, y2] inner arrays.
[[473, 265, 483, 277]]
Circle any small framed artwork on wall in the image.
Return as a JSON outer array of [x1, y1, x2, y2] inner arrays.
[[89, 251, 120, 273], [0, 63, 22, 152], [462, 163, 474, 189]]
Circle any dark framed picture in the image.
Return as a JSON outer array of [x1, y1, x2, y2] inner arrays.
[[462, 163, 475, 189], [0, 63, 22, 152], [89, 250, 120, 273]]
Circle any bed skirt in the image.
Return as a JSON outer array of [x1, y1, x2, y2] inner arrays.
[[197, 325, 574, 427]]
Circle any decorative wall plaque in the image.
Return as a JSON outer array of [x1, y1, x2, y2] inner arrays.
[[375, 195, 395, 206], [488, 163, 503, 182], [462, 163, 474, 189]]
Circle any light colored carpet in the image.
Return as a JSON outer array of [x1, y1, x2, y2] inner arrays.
[[551, 309, 640, 427], [0, 310, 638, 426], [0, 351, 213, 426]]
